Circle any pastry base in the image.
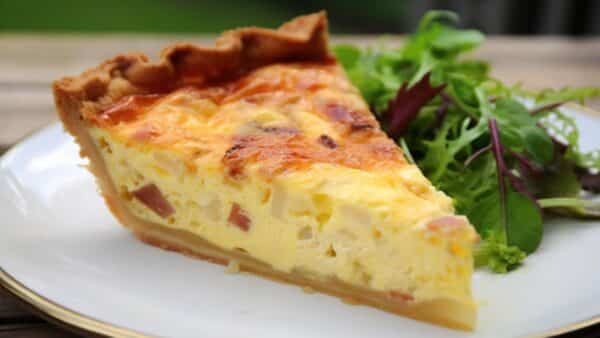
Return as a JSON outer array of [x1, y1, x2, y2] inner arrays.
[[133, 219, 476, 331], [53, 94, 476, 331]]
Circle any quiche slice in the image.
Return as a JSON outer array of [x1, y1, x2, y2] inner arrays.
[[53, 12, 478, 330]]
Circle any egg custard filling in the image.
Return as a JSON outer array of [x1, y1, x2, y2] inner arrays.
[[53, 12, 479, 330]]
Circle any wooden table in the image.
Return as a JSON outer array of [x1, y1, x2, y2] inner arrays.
[[0, 35, 599, 337]]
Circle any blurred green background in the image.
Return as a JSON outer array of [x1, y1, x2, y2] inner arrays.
[[1, 0, 599, 35]]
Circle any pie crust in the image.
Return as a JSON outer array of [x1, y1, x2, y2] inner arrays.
[[53, 12, 475, 330]]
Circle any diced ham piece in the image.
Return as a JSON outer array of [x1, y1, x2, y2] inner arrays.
[[131, 183, 175, 218], [228, 203, 251, 231], [389, 290, 414, 302], [132, 123, 160, 141], [427, 216, 466, 231]]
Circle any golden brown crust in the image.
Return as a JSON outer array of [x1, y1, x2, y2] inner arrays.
[[53, 12, 332, 175], [53, 12, 333, 189], [53, 12, 330, 114]]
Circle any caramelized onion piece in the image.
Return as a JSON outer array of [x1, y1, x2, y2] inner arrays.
[[318, 134, 337, 149], [228, 203, 251, 231], [131, 183, 175, 218]]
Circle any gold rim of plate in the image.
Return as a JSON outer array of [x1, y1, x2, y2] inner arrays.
[[0, 267, 148, 337], [2, 254, 600, 338], [1, 103, 599, 337]]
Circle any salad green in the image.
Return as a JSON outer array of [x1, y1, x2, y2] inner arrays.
[[333, 10, 600, 273]]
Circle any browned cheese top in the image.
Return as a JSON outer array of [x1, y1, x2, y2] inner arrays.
[[89, 61, 407, 179]]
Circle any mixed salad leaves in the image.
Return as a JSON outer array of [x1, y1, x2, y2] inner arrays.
[[333, 11, 600, 273]]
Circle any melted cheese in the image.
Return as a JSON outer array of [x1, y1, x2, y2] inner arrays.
[[86, 61, 478, 305]]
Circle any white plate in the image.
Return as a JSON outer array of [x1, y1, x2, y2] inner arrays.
[[1, 104, 599, 338]]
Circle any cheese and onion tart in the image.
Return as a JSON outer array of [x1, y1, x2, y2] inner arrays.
[[53, 12, 478, 330]]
